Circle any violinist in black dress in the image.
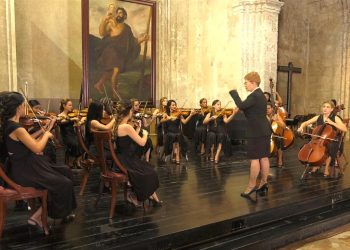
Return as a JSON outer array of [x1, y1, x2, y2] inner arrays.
[[130, 99, 154, 162], [193, 98, 209, 155], [161, 100, 194, 164], [58, 99, 83, 167], [0, 92, 76, 233], [115, 101, 162, 206], [203, 100, 237, 163]]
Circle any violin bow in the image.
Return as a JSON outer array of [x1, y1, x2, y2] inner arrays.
[[142, 101, 148, 117], [216, 101, 232, 117], [19, 88, 50, 134]]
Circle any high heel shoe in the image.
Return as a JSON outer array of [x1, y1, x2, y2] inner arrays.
[[240, 187, 257, 198], [148, 198, 163, 207], [257, 183, 269, 196]]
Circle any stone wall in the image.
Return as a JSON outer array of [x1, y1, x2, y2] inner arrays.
[[14, 0, 82, 99], [278, 0, 350, 120], [2, 0, 281, 110]]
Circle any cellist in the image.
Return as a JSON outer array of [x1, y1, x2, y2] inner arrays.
[[266, 102, 286, 167], [297, 101, 347, 177]]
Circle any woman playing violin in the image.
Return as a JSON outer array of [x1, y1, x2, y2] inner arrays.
[[58, 99, 84, 168], [153, 97, 167, 158], [203, 100, 238, 163], [0, 92, 76, 231], [85, 101, 116, 153], [193, 98, 209, 155], [297, 100, 347, 177], [115, 101, 162, 207], [161, 100, 195, 164], [267, 102, 286, 167], [130, 98, 153, 162], [27, 99, 57, 163]]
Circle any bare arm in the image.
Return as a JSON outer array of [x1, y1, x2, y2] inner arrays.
[[11, 128, 53, 154], [117, 124, 148, 146], [160, 114, 171, 123], [326, 116, 348, 132], [181, 110, 195, 124], [297, 115, 319, 133], [203, 113, 218, 125], [224, 108, 238, 123], [91, 118, 115, 131], [275, 91, 283, 105]]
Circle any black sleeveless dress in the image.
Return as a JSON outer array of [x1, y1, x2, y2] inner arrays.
[[59, 120, 81, 157], [206, 115, 231, 155], [5, 121, 76, 219], [116, 135, 159, 201], [163, 117, 187, 157], [193, 112, 207, 151]]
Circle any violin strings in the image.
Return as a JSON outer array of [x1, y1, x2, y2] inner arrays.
[[19, 88, 47, 132]]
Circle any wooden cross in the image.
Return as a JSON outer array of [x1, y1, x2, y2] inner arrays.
[[277, 62, 302, 114]]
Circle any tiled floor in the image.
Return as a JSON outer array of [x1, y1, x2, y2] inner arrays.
[[282, 224, 350, 249]]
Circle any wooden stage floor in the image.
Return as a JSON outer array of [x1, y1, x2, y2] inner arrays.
[[1, 139, 350, 249]]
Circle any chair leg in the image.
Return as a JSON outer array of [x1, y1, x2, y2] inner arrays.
[[109, 182, 117, 219], [65, 150, 70, 166], [41, 192, 49, 235], [123, 182, 128, 201], [95, 178, 104, 208], [79, 169, 90, 196], [0, 201, 7, 238]]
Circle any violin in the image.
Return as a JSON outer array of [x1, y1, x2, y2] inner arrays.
[[298, 124, 337, 166], [19, 116, 44, 129], [213, 108, 234, 117], [170, 108, 191, 118]]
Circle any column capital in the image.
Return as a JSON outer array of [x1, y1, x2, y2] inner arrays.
[[233, 0, 284, 14]]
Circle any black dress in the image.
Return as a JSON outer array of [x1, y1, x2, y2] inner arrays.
[[193, 112, 207, 152], [116, 135, 159, 201], [206, 115, 231, 155], [59, 120, 81, 157], [5, 121, 76, 219], [156, 116, 164, 147], [229, 89, 272, 159], [163, 117, 187, 157]]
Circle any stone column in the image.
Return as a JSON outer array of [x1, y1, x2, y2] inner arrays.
[[340, 6, 350, 124], [0, 0, 17, 91], [232, 0, 283, 92]]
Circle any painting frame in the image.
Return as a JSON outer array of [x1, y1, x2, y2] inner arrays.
[[81, 0, 157, 106]]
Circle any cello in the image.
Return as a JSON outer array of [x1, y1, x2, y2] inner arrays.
[[269, 78, 294, 151], [298, 123, 337, 179]]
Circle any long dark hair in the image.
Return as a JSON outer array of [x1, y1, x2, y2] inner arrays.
[[166, 100, 177, 116], [87, 101, 103, 123], [0, 92, 25, 162]]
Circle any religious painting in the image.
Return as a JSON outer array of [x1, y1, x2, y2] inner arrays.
[[82, 0, 156, 105]]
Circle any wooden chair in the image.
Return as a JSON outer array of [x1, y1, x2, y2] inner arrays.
[[0, 163, 49, 237], [74, 125, 96, 195], [335, 118, 349, 176], [93, 130, 128, 219]]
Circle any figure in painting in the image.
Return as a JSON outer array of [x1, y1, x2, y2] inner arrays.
[[93, 4, 149, 100]]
